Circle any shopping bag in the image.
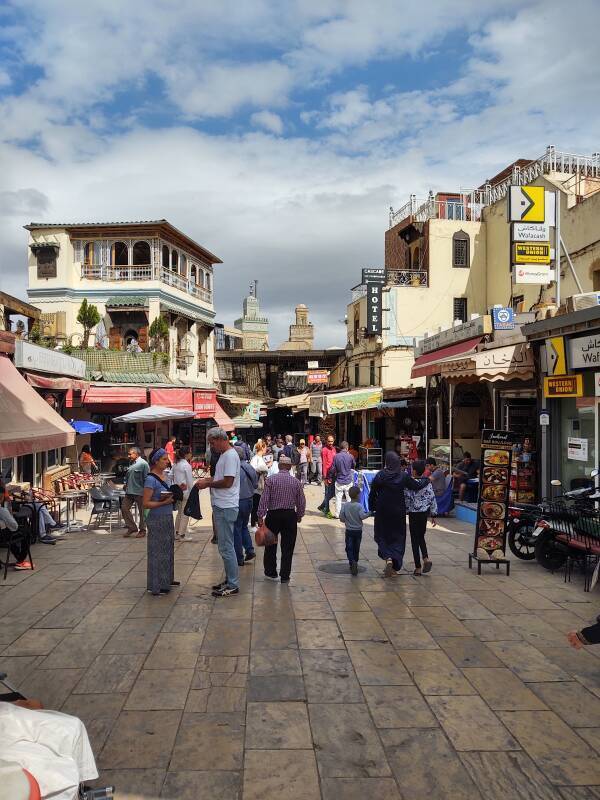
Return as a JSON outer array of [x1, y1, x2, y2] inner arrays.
[[255, 521, 277, 547]]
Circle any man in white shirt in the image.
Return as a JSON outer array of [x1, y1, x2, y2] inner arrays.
[[196, 427, 241, 597]]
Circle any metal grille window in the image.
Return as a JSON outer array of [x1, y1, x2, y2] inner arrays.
[[452, 230, 470, 268], [453, 297, 467, 323]]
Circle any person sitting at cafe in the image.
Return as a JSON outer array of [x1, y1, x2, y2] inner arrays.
[[0, 492, 33, 570], [452, 451, 480, 501]]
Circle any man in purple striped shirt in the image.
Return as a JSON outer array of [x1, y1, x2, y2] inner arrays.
[[257, 455, 305, 583]]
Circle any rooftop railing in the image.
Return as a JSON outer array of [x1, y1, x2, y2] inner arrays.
[[81, 263, 212, 304]]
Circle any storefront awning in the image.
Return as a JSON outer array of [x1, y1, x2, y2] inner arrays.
[[0, 357, 76, 457], [325, 388, 383, 415], [84, 385, 147, 404], [25, 372, 88, 392], [440, 343, 534, 382], [149, 387, 194, 410], [411, 337, 482, 379], [211, 401, 235, 432], [276, 393, 312, 411]]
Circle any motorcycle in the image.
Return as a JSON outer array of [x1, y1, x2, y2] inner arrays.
[[533, 471, 600, 571]]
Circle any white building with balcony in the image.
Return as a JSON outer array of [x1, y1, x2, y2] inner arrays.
[[25, 219, 221, 384]]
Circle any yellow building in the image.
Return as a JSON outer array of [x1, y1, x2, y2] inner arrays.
[[26, 220, 221, 384]]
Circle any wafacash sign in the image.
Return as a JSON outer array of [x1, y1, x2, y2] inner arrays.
[[568, 333, 600, 368]]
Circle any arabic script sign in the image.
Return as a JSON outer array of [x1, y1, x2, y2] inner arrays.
[[568, 333, 600, 369], [326, 389, 383, 415]]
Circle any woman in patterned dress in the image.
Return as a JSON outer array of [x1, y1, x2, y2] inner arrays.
[[143, 448, 178, 596]]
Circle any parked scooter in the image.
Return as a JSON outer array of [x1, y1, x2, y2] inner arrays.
[[533, 471, 600, 571]]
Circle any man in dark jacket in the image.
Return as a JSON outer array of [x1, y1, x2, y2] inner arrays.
[[369, 451, 429, 577], [233, 446, 257, 565]]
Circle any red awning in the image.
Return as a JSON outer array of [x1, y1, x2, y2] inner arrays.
[[411, 337, 482, 379], [194, 389, 217, 418], [149, 388, 194, 410], [25, 373, 88, 392], [84, 385, 147, 404], [212, 400, 235, 432], [0, 357, 76, 457]]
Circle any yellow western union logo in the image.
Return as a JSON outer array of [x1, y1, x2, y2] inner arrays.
[[543, 374, 583, 398], [513, 242, 551, 264]]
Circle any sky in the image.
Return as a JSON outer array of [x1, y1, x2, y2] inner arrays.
[[0, 0, 598, 346]]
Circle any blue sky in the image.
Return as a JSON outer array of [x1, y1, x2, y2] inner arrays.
[[0, 0, 598, 345]]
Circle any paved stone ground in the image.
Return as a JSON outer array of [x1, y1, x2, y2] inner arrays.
[[2, 485, 600, 799]]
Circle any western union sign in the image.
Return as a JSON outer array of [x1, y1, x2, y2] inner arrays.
[[543, 374, 583, 398], [513, 242, 551, 264]]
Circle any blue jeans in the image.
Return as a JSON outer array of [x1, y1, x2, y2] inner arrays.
[[319, 481, 335, 512], [234, 497, 254, 564], [212, 505, 240, 589], [345, 529, 362, 564]]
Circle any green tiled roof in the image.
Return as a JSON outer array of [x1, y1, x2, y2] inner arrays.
[[105, 296, 148, 307], [100, 372, 175, 384]]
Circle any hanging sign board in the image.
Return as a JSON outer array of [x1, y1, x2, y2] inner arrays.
[[512, 242, 551, 264], [307, 370, 329, 385], [512, 222, 550, 242], [473, 429, 520, 558], [543, 374, 583, 398], [366, 281, 383, 335], [508, 185, 546, 223], [361, 268, 385, 284], [514, 265, 552, 284], [491, 307, 515, 331]]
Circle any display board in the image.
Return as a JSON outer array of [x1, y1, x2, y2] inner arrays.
[[473, 429, 520, 557]]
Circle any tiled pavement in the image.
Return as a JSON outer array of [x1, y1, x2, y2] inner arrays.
[[2, 485, 600, 799]]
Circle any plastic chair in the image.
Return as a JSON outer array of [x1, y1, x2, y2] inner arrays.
[[88, 488, 120, 528]]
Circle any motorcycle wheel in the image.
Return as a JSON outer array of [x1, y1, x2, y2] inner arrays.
[[508, 522, 537, 560], [534, 532, 567, 571]]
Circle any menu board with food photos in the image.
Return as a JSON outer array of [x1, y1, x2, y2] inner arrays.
[[473, 429, 521, 558]]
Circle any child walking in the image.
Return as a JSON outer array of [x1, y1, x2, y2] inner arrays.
[[404, 460, 437, 576], [339, 485, 369, 575]]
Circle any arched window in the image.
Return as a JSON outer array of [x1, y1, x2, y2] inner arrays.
[[132, 241, 150, 265], [112, 241, 128, 266], [452, 230, 470, 268], [162, 245, 169, 268], [180, 254, 187, 276], [171, 249, 178, 272], [190, 265, 197, 284]]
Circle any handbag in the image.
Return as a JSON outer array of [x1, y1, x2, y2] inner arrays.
[[183, 485, 203, 520], [255, 520, 278, 547]]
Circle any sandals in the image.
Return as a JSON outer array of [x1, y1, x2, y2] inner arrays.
[[135, 531, 146, 538]]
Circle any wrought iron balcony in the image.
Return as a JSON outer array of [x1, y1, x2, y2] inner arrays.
[[81, 263, 212, 304], [386, 269, 428, 287]]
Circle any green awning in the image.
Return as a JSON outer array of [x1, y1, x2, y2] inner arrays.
[[105, 296, 148, 308]]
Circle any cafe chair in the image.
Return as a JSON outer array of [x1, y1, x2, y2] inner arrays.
[[0, 514, 34, 580], [88, 488, 120, 529]]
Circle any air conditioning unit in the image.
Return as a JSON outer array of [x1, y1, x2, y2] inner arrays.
[[566, 293, 600, 313]]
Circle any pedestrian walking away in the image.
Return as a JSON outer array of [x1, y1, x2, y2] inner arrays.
[[196, 427, 241, 597], [339, 485, 370, 575], [121, 447, 149, 538], [143, 448, 178, 596], [319, 435, 337, 516], [329, 440, 355, 518], [234, 446, 258, 565], [258, 455, 305, 583], [310, 434, 323, 484], [250, 442, 269, 531], [172, 446, 195, 540], [165, 434, 177, 465], [405, 459, 437, 575], [296, 438, 311, 485], [368, 451, 430, 577]]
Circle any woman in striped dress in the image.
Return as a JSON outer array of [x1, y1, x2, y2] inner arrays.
[[143, 448, 179, 595]]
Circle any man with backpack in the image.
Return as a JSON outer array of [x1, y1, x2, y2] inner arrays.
[[234, 446, 257, 565]]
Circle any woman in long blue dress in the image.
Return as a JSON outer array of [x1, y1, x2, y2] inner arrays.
[[368, 451, 429, 577], [143, 448, 177, 595]]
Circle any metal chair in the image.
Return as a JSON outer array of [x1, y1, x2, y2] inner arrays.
[[88, 488, 120, 529]]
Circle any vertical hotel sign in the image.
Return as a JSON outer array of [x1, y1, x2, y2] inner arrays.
[[362, 268, 385, 336], [473, 429, 520, 558]]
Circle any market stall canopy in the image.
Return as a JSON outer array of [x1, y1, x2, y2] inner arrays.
[[211, 401, 235, 432], [275, 393, 312, 411], [70, 420, 104, 434], [411, 337, 482, 379], [440, 343, 534, 382], [0, 357, 76, 457], [112, 405, 196, 423], [231, 417, 263, 429]]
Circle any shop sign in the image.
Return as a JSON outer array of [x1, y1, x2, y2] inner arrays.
[[491, 307, 515, 330], [307, 369, 329, 385], [512, 242, 551, 264], [546, 336, 566, 376], [416, 315, 492, 356], [508, 185, 546, 223], [361, 268, 385, 284], [514, 265, 552, 284], [567, 333, 600, 369], [308, 395, 325, 417], [14, 339, 86, 378], [474, 344, 533, 376], [543, 374, 583, 398], [568, 437, 588, 461], [193, 390, 216, 415], [512, 222, 550, 242], [326, 389, 383, 415], [473, 429, 521, 558]]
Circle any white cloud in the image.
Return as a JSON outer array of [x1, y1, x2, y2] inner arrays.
[[250, 110, 284, 135]]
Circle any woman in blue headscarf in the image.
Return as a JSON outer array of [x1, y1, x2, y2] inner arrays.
[[368, 451, 430, 577], [143, 448, 179, 595]]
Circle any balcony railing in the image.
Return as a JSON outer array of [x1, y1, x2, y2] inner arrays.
[[81, 264, 212, 304], [387, 269, 428, 287], [351, 285, 367, 301], [389, 197, 482, 228]]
